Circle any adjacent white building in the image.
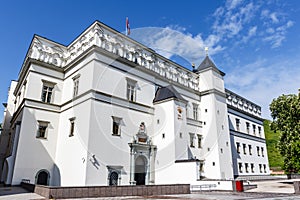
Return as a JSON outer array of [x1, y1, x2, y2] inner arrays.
[[0, 21, 270, 187]]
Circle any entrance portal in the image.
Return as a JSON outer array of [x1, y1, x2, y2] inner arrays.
[[134, 156, 146, 185]]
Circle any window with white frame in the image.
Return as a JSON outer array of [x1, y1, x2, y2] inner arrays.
[[41, 80, 56, 103], [197, 134, 202, 148], [236, 142, 240, 153], [36, 121, 50, 139], [258, 126, 262, 136], [259, 164, 262, 173], [189, 133, 195, 148], [253, 124, 256, 135], [235, 118, 240, 131], [257, 146, 260, 156], [249, 145, 252, 155], [251, 163, 255, 173], [261, 147, 264, 157], [238, 163, 243, 173], [126, 78, 137, 102], [246, 122, 250, 134], [192, 103, 199, 120], [245, 163, 249, 173], [73, 74, 80, 98], [243, 143, 247, 155], [112, 116, 122, 136], [69, 117, 76, 137]]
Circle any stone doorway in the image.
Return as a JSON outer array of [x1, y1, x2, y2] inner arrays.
[[134, 156, 146, 185]]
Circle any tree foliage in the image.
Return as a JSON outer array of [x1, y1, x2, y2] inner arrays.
[[270, 93, 300, 173]]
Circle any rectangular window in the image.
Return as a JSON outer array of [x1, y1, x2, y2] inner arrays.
[[253, 124, 256, 135], [200, 162, 204, 172], [189, 133, 195, 148], [236, 142, 240, 154], [246, 122, 250, 134], [193, 103, 199, 120], [73, 74, 80, 98], [36, 121, 49, 139], [259, 164, 262, 173], [126, 78, 137, 102], [238, 163, 243, 173], [251, 163, 255, 173], [69, 117, 76, 137], [261, 147, 264, 157], [258, 126, 262, 136], [257, 146, 260, 156], [112, 116, 122, 136], [235, 118, 240, 131], [263, 164, 267, 173], [243, 143, 247, 155], [248, 145, 252, 155], [197, 134, 202, 148], [41, 80, 55, 103], [245, 163, 249, 173]]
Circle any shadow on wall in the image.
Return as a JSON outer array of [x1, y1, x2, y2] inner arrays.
[[228, 117, 234, 131], [51, 164, 61, 186]]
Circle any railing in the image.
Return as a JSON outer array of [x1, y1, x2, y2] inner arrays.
[[190, 184, 217, 191]]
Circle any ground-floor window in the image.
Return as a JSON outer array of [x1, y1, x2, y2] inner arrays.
[[35, 169, 50, 185], [107, 166, 122, 186], [109, 171, 119, 186]]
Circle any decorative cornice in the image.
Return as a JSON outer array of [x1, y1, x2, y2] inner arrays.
[[26, 21, 200, 91], [230, 129, 266, 143], [225, 89, 261, 118]]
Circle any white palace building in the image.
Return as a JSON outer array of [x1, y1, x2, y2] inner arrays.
[[0, 21, 270, 189]]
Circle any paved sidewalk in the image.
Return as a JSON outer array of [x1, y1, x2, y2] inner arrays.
[[1, 179, 300, 200], [246, 179, 299, 193], [0, 186, 43, 200]]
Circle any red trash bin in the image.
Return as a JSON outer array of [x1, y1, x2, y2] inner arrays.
[[235, 180, 244, 192]]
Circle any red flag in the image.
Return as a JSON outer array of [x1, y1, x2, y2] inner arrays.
[[126, 17, 130, 35]]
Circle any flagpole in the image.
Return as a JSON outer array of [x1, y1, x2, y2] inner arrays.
[[126, 17, 127, 35]]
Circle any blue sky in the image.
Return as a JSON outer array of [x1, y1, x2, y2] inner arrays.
[[0, 0, 299, 121]]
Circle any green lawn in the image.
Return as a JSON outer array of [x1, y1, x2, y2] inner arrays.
[[264, 119, 284, 170]]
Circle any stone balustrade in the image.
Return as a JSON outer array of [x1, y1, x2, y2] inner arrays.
[[28, 22, 199, 91]]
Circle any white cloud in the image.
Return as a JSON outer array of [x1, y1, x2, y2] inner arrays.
[[212, 2, 257, 39], [270, 12, 279, 23], [242, 26, 257, 42], [225, 58, 300, 119], [226, 0, 242, 10], [130, 27, 224, 65], [263, 20, 294, 48]]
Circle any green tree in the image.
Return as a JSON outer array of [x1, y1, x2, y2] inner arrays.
[[269, 93, 300, 173]]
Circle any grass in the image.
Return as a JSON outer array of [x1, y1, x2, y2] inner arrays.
[[264, 119, 284, 170]]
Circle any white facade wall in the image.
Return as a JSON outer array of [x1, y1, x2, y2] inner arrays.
[[11, 107, 60, 185], [1, 21, 270, 188], [228, 107, 269, 177]]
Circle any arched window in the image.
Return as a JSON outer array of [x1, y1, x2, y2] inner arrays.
[[36, 169, 50, 185]]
